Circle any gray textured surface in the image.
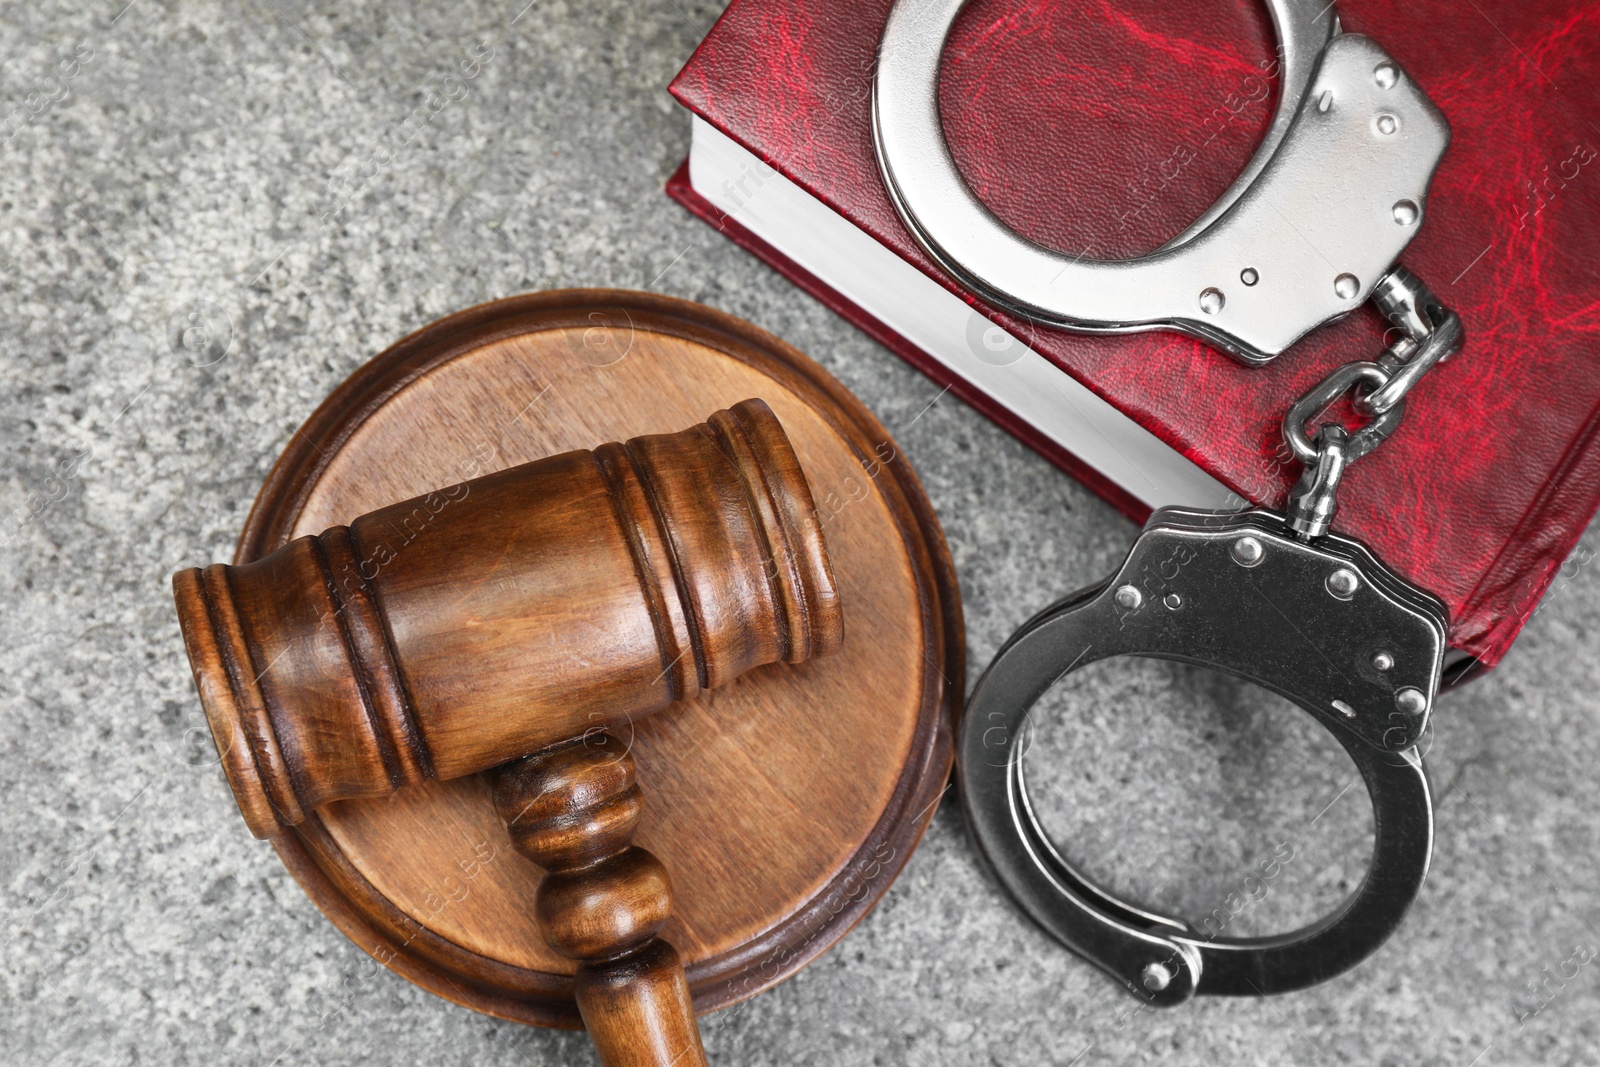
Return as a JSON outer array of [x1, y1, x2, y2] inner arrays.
[[2, 2, 1597, 1065]]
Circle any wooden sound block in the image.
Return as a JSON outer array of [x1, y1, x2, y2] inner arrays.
[[236, 289, 964, 1027]]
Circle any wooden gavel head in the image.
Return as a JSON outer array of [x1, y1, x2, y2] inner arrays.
[[172, 397, 843, 838]]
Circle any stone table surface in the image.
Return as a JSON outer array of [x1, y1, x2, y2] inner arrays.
[[2, 2, 1596, 1065]]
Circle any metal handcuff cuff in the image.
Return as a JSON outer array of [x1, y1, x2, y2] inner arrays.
[[874, 0, 1465, 1004]]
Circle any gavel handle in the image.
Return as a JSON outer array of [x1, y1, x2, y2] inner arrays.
[[493, 736, 709, 1067]]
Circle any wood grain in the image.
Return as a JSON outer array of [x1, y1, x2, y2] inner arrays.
[[226, 290, 963, 1026], [173, 399, 840, 838], [496, 740, 707, 1066]]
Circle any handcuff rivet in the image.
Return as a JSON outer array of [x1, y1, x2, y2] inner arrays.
[[1395, 687, 1428, 715], [1141, 962, 1174, 992], [1326, 568, 1360, 599], [1230, 536, 1264, 566], [886, 8, 1456, 1005]]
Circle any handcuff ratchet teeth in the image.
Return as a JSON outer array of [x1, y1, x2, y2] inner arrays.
[[873, 0, 1465, 1000]]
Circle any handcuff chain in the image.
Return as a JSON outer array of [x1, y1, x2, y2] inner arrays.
[[1283, 264, 1464, 540]]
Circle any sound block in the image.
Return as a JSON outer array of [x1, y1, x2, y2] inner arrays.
[[235, 289, 964, 1027]]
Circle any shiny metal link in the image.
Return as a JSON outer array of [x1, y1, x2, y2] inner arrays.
[[881, 0, 1463, 1009], [1358, 306, 1463, 416], [1284, 363, 1405, 467], [1286, 424, 1350, 539], [1281, 262, 1464, 538]]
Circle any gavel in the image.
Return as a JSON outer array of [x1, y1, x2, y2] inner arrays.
[[171, 398, 844, 1066]]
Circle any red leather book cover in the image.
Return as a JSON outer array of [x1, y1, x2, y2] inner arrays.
[[668, 0, 1600, 667]]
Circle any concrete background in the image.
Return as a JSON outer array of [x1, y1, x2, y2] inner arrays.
[[2, 2, 1596, 1064]]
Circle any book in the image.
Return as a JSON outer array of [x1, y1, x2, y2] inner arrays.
[[667, 0, 1600, 669]]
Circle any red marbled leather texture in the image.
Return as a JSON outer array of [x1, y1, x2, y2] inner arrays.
[[670, 0, 1600, 665]]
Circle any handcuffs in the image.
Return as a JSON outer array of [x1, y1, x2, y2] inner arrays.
[[874, 0, 1464, 1003]]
